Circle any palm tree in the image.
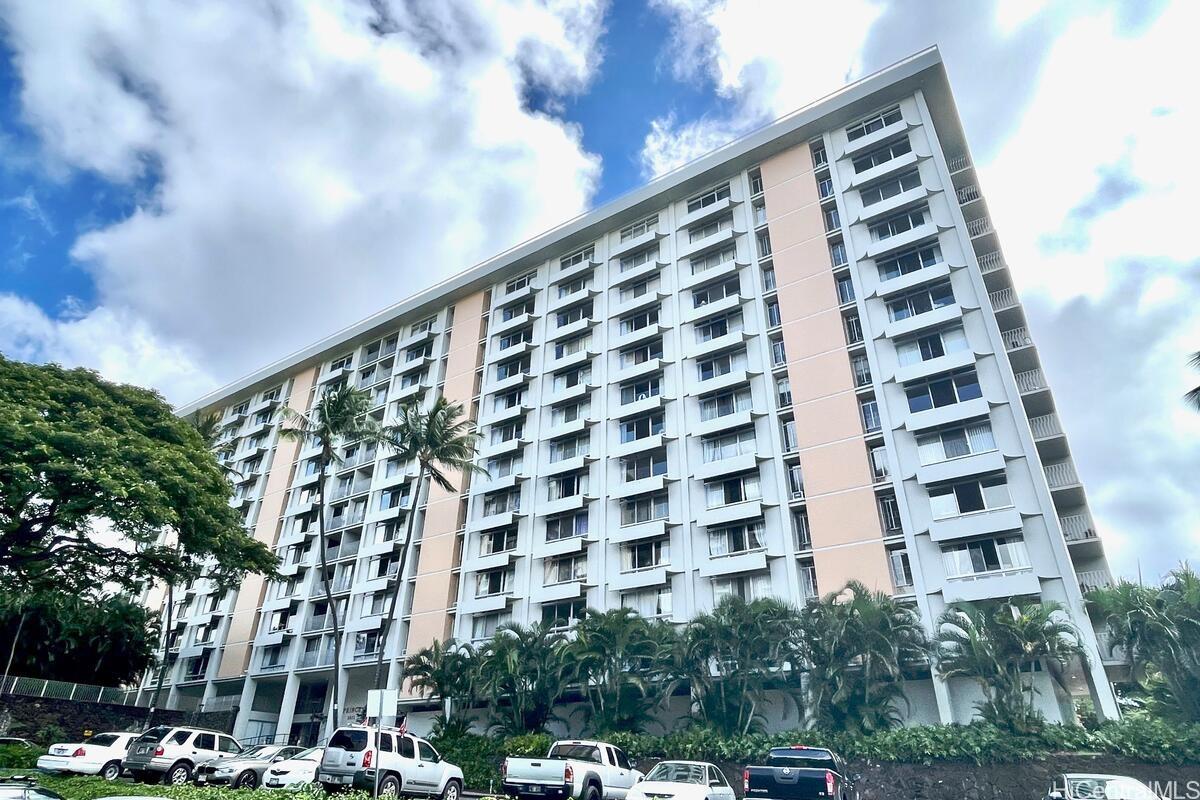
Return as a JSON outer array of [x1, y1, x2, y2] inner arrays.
[[405, 639, 476, 735], [935, 599, 1086, 732], [1087, 565, 1200, 720], [373, 397, 485, 692], [1186, 352, 1200, 411], [278, 384, 383, 731], [567, 608, 678, 734], [475, 622, 571, 735]]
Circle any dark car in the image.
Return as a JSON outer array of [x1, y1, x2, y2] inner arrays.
[[744, 746, 859, 800]]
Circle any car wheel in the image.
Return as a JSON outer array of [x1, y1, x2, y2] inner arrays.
[[100, 761, 123, 781], [379, 775, 401, 797], [583, 785, 601, 800], [442, 779, 461, 800], [168, 762, 193, 785], [236, 771, 260, 789]]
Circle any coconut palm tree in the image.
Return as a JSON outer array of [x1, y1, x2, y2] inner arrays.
[[372, 396, 485, 692], [278, 384, 383, 730], [1186, 352, 1200, 411], [475, 622, 571, 735], [935, 599, 1086, 732], [405, 638, 476, 735]]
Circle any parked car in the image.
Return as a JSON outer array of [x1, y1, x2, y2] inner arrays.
[[0, 776, 62, 800], [627, 761, 735, 800], [1046, 773, 1163, 799], [122, 725, 243, 785], [37, 731, 138, 780], [743, 745, 859, 800], [195, 744, 306, 789], [264, 747, 324, 790], [501, 740, 642, 800], [319, 725, 463, 799]]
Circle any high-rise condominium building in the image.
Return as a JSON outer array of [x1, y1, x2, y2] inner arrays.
[[140, 48, 1121, 743]]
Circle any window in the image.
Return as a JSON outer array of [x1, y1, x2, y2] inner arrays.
[[860, 170, 921, 206], [471, 612, 510, 640], [889, 549, 914, 588], [687, 183, 731, 213], [621, 377, 661, 405], [545, 554, 587, 584], [501, 299, 534, 321], [753, 199, 767, 225], [558, 276, 590, 299], [702, 427, 756, 463], [550, 434, 590, 462], [546, 511, 588, 542], [844, 314, 863, 345], [490, 421, 524, 445], [551, 400, 589, 425], [620, 245, 659, 272], [941, 536, 1030, 577], [548, 471, 588, 501], [693, 277, 740, 308], [781, 420, 798, 452], [411, 316, 437, 335], [852, 136, 913, 173], [846, 105, 902, 141], [765, 300, 782, 328], [498, 328, 532, 350], [762, 267, 776, 291], [888, 281, 955, 322], [917, 422, 996, 465], [620, 307, 660, 335], [495, 356, 530, 381], [869, 445, 889, 481], [624, 450, 667, 481], [365, 591, 388, 616], [705, 473, 761, 508], [836, 274, 855, 305], [860, 398, 881, 433], [709, 521, 765, 556], [195, 733, 216, 751], [253, 410, 273, 425], [700, 388, 752, 421], [695, 311, 742, 343], [621, 492, 669, 525], [800, 562, 818, 597], [749, 170, 763, 195], [619, 278, 656, 303], [811, 146, 828, 169], [482, 489, 520, 516], [418, 741, 439, 763], [622, 539, 669, 572], [560, 245, 595, 270], [878, 243, 941, 281], [793, 510, 812, 550], [553, 365, 591, 392], [557, 301, 593, 327], [619, 339, 663, 369], [896, 326, 969, 366], [776, 376, 792, 407], [788, 464, 805, 499], [542, 599, 586, 629], [829, 241, 847, 267], [930, 474, 1012, 519], [620, 214, 658, 241], [816, 176, 834, 199], [620, 413, 664, 443], [400, 369, 426, 389], [823, 207, 841, 232], [406, 342, 432, 362], [494, 389, 524, 412], [690, 243, 737, 275], [480, 527, 518, 556], [689, 214, 733, 243], [714, 573, 772, 602], [621, 587, 672, 618], [475, 568, 512, 597], [771, 338, 787, 367], [869, 206, 927, 241], [756, 230, 772, 258], [851, 354, 872, 387], [506, 271, 536, 294], [554, 335, 591, 360], [905, 369, 983, 413]]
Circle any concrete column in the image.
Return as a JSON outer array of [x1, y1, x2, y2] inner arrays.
[[931, 669, 954, 723], [274, 672, 302, 744], [232, 676, 259, 740]]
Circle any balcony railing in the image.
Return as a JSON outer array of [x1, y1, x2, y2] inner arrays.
[[1029, 413, 1062, 439], [1044, 460, 1080, 489], [329, 481, 371, 501], [328, 511, 365, 530], [324, 540, 360, 561], [977, 251, 1005, 274], [947, 154, 971, 173], [1014, 369, 1046, 393], [303, 616, 329, 633], [956, 185, 981, 205], [299, 650, 335, 669], [967, 217, 994, 237], [1077, 569, 1113, 593], [1060, 514, 1097, 542], [1000, 326, 1032, 351], [989, 288, 1018, 312]]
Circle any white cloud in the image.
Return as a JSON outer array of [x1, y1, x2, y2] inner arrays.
[[0, 0, 608, 403]]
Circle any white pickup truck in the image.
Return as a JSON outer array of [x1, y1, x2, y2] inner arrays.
[[501, 740, 642, 800]]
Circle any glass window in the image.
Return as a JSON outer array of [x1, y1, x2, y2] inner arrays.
[[398, 737, 415, 759], [846, 105, 902, 141], [560, 246, 595, 270], [860, 170, 921, 206], [620, 215, 658, 242], [852, 136, 913, 172], [687, 183, 731, 213]]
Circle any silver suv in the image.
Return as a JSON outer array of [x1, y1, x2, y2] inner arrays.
[[123, 726, 242, 785]]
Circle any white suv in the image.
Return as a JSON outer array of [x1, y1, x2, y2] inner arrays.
[[37, 731, 138, 780], [319, 726, 463, 800], [122, 725, 242, 785]]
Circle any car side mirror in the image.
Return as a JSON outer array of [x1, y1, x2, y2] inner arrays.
[[271, 756, 284, 763], [636, 777, 643, 784]]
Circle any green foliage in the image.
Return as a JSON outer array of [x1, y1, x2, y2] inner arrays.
[[0, 591, 157, 684], [6, 775, 348, 800], [475, 622, 572, 735], [503, 733, 553, 757], [0, 356, 276, 594], [0, 744, 44, 769], [405, 638, 476, 726], [427, 730, 508, 792]]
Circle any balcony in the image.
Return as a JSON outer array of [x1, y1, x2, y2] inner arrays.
[[977, 251, 1005, 275], [327, 510, 365, 531], [967, 217, 994, 238], [1077, 569, 1113, 593], [1044, 460, 1080, 490], [989, 287, 1019, 313], [299, 649, 335, 669], [1029, 413, 1063, 440], [1014, 368, 1047, 394], [1060, 513, 1098, 543], [328, 481, 371, 502], [324, 540, 360, 561], [956, 185, 981, 206], [1000, 326, 1033, 352], [947, 154, 972, 173]]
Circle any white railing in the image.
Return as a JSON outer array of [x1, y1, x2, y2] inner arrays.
[[977, 251, 1005, 273], [1015, 369, 1046, 393], [1044, 460, 1079, 488], [1000, 326, 1032, 350], [1, 676, 143, 706], [1077, 569, 1113, 593], [1060, 514, 1097, 542], [1029, 413, 1062, 439], [989, 287, 1018, 311], [956, 185, 981, 204], [947, 154, 971, 172], [967, 217, 994, 237], [201, 695, 241, 712]]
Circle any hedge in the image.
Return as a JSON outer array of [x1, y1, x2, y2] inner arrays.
[[0, 745, 44, 770], [0, 776, 352, 800]]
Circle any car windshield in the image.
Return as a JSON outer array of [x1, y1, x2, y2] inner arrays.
[[646, 763, 706, 784], [135, 727, 172, 744], [296, 747, 323, 762], [1068, 777, 1158, 800], [764, 749, 834, 770], [239, 746, 274, 759], [84, 734, 119, 747], [548, 744, 602, 763]]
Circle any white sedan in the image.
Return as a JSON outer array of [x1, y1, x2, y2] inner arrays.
[[37, 732, 138, 781], [263, 747, 324, 790], [628, 761, 736, 800]]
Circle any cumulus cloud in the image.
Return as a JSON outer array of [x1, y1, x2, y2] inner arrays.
[[647, 0, 1200, 579], [0, 0, 608, 402]]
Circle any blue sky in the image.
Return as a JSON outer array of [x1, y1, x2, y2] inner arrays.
[[0, 0, 1196, 580]]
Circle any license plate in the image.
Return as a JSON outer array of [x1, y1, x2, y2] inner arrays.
[[138, 746, 152, 754], [197, 776, 207, 783], [320, 774, 351, 784], [528, 787, 543, 794]]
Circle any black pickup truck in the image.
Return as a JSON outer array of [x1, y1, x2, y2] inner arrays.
[[743, 746, 859, 800]]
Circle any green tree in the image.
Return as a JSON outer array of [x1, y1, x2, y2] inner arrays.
[[0, 591, 156, 685], [475, 623, 571, 735], [405, 639, 476, 736], [0, 356, 275, 594], [935, 599, 1087, 732], [1088, 565, 1200, 721], [567, 608, 679, 734], [278, 383, 383, 730], [683, 596, 797, 736], [374, 397, 485, 691], [794, 581, 928, 733]]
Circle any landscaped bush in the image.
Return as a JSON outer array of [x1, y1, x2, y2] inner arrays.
[[14, 775, 350, 800], [0, 744, 45, 769]]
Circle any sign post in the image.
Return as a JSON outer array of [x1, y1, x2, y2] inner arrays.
[[367, 688, 398, 800]]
